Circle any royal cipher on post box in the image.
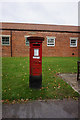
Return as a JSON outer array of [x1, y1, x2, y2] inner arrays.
[[27, 36, 44, 89]]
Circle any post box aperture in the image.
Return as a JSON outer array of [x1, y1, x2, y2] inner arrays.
[[27, 36, 44, 89]]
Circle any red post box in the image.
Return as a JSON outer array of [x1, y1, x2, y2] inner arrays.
[[27, 36, 44, 89]]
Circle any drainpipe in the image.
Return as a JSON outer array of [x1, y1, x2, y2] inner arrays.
[[10, 30, 12, 57]]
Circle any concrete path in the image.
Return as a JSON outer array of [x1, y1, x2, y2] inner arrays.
[[2, 74, 80, 119], [2, 99, 79, 118], [58, 74, 80, 94]]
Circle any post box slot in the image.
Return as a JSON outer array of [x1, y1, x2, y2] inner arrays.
[[33, 44, 40, 46]]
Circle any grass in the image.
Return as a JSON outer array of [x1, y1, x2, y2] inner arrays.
[[2, 57, 80, 103]]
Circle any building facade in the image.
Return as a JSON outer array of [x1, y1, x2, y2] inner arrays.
[[0, 22, 80, 57]]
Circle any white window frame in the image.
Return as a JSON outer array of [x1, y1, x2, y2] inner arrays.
[[47, 36, 56, 47], [25, 36, 30, 46], [70, 37, 78, 47], [0, 35, 10, 46]]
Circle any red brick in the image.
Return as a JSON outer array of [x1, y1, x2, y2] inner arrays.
[[0, 23, 80, 57]]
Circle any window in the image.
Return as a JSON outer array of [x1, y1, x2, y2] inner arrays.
[[70, 38, 78, 47], [47, 37, 55, 46], [1, 35, 10, 45], [25, 36, 29, 46]]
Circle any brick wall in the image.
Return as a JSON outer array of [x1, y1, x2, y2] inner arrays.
[[1, 30, 79, 57]]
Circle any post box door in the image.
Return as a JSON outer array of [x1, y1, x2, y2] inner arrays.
[[30, 43, 42, 76]]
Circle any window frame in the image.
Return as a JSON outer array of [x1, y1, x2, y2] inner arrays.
[[70, 37, 78, 47], [25, 36, 30, 46], [1, 35, 10, 46], [47, 36, 56, 47]]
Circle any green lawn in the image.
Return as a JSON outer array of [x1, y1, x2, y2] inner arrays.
[[2, 57, 80, 103]]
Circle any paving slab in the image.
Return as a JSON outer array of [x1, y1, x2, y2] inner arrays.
[[58, 74, 80, 94], [2, 99, 79, 118]]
